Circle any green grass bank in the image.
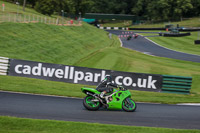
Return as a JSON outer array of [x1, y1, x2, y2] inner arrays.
[[0, 116, 200, 133], [0, 22, 116, 65]]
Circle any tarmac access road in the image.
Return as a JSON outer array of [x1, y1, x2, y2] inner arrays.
[[0, 91, 200, 129], [107, 30, 200, 63]]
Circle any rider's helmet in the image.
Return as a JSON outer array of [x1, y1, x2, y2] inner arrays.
[[104, 75, 112, 82]]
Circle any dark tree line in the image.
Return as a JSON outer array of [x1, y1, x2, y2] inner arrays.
[[5, 0, 200, 21]]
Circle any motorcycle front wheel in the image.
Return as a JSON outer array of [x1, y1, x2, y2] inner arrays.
[[83, 96, 100, 111], [122, 98, 137, 112]]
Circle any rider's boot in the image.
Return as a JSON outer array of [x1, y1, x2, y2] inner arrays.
[[100, 91, 110, 104], [100, 91, 106, 98], [105, 96, 110, 104]]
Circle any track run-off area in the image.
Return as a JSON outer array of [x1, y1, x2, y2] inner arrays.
[[107, 30, 200, 63], [0, 91, 200, 129]]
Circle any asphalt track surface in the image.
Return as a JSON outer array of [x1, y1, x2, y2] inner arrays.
[[0, 91, 200, 129], [107, 30, 200, 63]]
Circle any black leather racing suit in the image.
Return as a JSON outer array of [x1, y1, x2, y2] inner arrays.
[[96, 79, 118, 93]]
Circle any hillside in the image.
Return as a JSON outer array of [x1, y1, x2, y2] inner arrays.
[[0, 22, 118, 65]]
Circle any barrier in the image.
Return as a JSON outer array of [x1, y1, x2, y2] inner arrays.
[[98, 26, 200, 32], [0, 57, 192, 94], [129, 28, 165, 30], [194, 40, 200, 44], [8, 58, 163, 92], [99, 27, 129, 30], [180, 28, 200, 32], [0, 56, 9, 75], [161, 75, 192, 94], [161, 32, 191, 37]]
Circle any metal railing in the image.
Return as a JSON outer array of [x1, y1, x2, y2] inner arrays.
[[161, 75, 192, 94], [0, 13, 82, 26]]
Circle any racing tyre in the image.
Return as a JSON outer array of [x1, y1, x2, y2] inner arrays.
[[122, 98, 137, 112], [83, 96, 100, 111]]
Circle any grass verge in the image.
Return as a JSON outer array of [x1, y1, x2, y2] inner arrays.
[[0, 116, 200, 133], [1, 75, 200, 104]]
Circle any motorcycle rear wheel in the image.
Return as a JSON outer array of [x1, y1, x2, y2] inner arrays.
[[122, 98, 137, 112], [83, 96, 100, 111]]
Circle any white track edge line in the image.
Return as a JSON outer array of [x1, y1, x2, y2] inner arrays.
[[145, 37, 200, 57], [0, 90, 83, 100], [119, 38, 123, 47]]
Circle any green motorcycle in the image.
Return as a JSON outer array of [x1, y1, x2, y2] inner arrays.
[[81, 87, 137, 112]]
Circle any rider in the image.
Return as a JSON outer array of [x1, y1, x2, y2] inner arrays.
[[96, 75, 119, 102]]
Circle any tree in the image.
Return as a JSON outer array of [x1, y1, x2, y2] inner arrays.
[[53, 0, 70, 15], [68, 0, 94, 15], [188, 0, 200, 17], [34, 0, 56, 16], [90, 0, 110, 13], [23, 0, 26, 11], [6, 0, 198, 22], [132, 0, 151, 17], [147, 0, 170, 21], [174, 0, 193, 21], [27, 0, 38, 8], [110, 0, 128, 14], [124, 0, 137, 14]]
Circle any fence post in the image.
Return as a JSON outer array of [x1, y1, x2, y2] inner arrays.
[[14, 14, 16, 22], [1, 13, 3, 22], [6, 13, 8, 22], [24, 14, 26, 22], [2, 13, 5, 22], [19, 14, 21, 22], [32, 15, 34, 22], [29, 14, 30, 22], [8, 13, 10, 22], [56, 18, 59, 25], [45, 17, 46, 24]]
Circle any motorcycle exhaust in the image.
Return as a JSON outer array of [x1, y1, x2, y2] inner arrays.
[[86, 92, 107, 106]]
